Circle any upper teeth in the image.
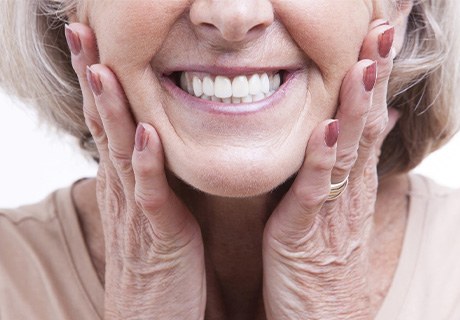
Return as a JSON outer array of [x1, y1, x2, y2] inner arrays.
[[180, 72, 282, 103]]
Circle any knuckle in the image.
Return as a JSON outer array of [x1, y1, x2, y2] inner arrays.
[[133, 156, 156, 177], [335, 149, 358, 174], [291, 184, 327, 211], [109, 147, 133, 176], [105, 187, 126, 220], [363, 114, 388, 141], [98, 101, 123, 123], [84, 117, 107, 147], [135, 189, 169, 213], [312, 154, 336, 171], [92, 128, 108, 147]]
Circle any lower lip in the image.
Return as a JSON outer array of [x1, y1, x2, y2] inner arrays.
[[162, 71, 300, 115]]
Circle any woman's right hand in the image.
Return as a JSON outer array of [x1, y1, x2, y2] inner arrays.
[[65, 23, 206, 320]]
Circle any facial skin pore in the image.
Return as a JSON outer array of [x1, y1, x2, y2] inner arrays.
[[79, 0, 397, 199]]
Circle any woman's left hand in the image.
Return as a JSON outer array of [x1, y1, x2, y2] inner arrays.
[[262, 22, 399, 319]]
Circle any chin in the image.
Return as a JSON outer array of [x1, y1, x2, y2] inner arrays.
[[167, 150, 304, 198]]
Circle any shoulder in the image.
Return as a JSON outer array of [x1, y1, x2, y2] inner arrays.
[[0, 191, 58, 224], [0, 185, 103, 319], [409, 173, 460, 226], [401, 174, 460, 318], [0, 190, 62, 258]]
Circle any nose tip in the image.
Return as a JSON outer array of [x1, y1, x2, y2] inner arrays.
[[190, 0, 274, 43]]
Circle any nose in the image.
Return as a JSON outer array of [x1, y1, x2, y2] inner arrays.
[[190, 0, 274, 44]]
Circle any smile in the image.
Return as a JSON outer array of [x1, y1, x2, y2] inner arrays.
[[162, 67, 300, 114], [178, 71, 283, 104]]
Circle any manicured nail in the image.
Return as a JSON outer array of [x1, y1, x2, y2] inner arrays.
[[325, 120, 339, 148], [378, 26, 395, 58], [363, 61, 377, 92], [65, 24, 81, 56], [135, 122, 149, 152], [86, 66, 103, 96]]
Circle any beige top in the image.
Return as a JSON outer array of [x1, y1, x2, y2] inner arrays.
[[1, 174, 459, 320]]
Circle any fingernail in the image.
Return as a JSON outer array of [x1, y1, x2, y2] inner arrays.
[[325, 120, 339, 148], [363, 61, 377, 92], [86, 66, 103, 96], [135, 122, 149, 152], [378, 26, 395, 58], [65, 24, 81, 56]]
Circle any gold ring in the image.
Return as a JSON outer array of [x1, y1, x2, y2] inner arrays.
[[327, 176, 349, 201]]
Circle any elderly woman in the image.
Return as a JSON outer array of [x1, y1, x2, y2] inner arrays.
[[1, 0, 459, 319]]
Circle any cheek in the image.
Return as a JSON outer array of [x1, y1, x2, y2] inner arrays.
[[92, 1, 188, 73], [90, 1, 192, 123], [276, 0, 370, 96]]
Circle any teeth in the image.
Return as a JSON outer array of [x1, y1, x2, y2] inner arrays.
[[232, 76, 249, 98], [260, 73, 270, 94], [185, 74, 194, 95], [248, 74, 262, 95], [214, 76, 232, 98], [203, 76, 214, 96], [180, 71, 283, 104], [272, 74, 281, 91], [193, 76, 203, 97], [253, 92, 265, 102], [242, 95, 253, 103]]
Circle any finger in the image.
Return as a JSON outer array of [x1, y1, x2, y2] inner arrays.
[[65, 23, 101, 131], [374, 108, 401, 158], [132, 123, 199, 243], [65, 23, 115, 176], [86, 64, 137, 195], [330, 60, 377, 184], [352, 25, 396, 176], [265, 120, 338, 242]]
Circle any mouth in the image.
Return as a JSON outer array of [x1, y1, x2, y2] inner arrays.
[[162, 67, 299, 114], [171, 71, 284, 104]]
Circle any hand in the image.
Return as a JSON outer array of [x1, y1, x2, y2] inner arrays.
[[262, 21, 400, 319], [65, 23, 206, 320]]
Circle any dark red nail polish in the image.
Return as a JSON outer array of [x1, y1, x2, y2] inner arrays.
[[363, 61, 377, 92], [378, 26, 395, 58], [65, 25, 81, 56], [86, 66, 103, 96], [326, 120, 339, 148], [135, 123, 149, 152]]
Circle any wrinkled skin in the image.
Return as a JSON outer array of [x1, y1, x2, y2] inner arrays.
[[67, 0, 412, 319]]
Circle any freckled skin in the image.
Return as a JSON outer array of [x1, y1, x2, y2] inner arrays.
[[87, 0, 385, 197]]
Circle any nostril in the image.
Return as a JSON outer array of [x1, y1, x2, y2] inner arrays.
[[202, 23, 217, 31], [248, 24, 266, 36]]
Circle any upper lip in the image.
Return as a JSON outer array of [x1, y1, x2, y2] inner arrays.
[[160, 65, 302, 77]]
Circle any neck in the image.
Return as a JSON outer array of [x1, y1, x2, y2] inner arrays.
[[168, 172, 292, 319], [72, 173, 409, 319]]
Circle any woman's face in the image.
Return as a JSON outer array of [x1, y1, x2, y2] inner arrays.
[[85, 0, 394, 197]]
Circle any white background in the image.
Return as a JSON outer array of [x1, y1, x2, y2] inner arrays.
[[1, 91, 459, 208]]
